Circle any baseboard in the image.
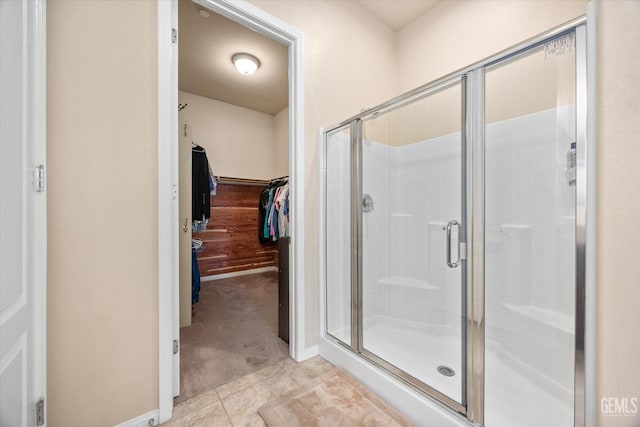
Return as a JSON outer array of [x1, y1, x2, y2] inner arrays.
[[114, 409, 159, 427], [201, 266, 278, 282]]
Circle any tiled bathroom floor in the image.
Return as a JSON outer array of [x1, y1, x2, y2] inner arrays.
[[161, 356, 334, 427]]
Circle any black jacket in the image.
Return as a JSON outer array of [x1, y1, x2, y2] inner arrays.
[[192, 146, 211, 220]]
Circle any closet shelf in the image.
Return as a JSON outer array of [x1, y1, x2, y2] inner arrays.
[[215, 176, 269, 187]]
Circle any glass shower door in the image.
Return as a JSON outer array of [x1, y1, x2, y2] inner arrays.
[[359, 80, 467, 408], [483, 33, 577, 427], [325, 125, 353, 346]]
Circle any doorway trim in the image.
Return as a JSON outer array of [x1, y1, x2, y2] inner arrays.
[[157, 0, 305, 422]]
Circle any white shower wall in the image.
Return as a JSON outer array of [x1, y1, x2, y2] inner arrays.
[[358, 105, 575, 399], [484, 104, 577, 424], [362, 140, 391, 322], [362, 131, 464, 403], [325, 105, 576, 425], [363, 131, 463, 331]]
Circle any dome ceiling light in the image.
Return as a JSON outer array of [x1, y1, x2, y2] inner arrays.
[[232, 53, 260, 75]]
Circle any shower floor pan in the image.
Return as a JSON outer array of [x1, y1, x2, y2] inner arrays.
[[358, 316, 573, 427]]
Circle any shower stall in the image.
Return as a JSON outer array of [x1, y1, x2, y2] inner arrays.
[[321, 18, 589, 427]]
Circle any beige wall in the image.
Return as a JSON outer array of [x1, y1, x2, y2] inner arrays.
[[249, 0, 398, 346], [178, 90, 278, 180], [397, 0, 588, 91], [596, 1, 640, 425], [274, 107, 289, 177], [47, 1, 158, 426], [393, 0, 586, 143]]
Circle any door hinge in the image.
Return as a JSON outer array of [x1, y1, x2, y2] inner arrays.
[[172, 28, 177, 44], [36, 397, 44, 426], [173, 339, 179, 354], [33, 165, 45, 192]]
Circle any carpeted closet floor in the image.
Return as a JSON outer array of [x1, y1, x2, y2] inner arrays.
[[176, 271, 290, 404]]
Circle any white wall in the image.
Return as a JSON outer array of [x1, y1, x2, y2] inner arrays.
[[178, 90, 279, 180]]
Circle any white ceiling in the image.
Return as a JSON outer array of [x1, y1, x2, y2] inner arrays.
[[178, 0, 288, 115], [357, 0, 441, 31]]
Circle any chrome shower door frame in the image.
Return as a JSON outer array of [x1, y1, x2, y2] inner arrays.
[[465, 67, 484, 424]]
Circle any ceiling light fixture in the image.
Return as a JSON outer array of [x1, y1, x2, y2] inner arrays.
[[199, 9, 210, 18], [232, 53, 260, 75]]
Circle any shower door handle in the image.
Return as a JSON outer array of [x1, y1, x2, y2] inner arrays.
[[446, 220, 461, 268]]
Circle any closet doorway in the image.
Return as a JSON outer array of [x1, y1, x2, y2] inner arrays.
[[174, 0, 293, 405]]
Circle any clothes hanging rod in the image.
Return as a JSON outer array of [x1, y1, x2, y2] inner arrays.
[[214, 176, 289, 187], [215, 176, 269, 187]]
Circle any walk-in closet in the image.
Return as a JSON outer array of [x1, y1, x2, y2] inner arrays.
[[175, 0, 291, 403]]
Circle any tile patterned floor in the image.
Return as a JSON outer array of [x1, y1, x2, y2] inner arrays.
[[161, 356, 334, 427]]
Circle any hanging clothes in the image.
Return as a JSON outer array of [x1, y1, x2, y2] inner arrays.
[[263, 187, 275, 240], [192, 249, 201, 304], [269, 186, 280, 239], [258, 188, 271, 244], [276, 183, 289, 237], [208, 164, 217, 196], [192, 144, 211, 221], [258, 177, 289, 243], [191, 239, 203, 305]]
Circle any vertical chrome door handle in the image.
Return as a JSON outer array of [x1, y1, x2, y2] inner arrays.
[[446, 220, 461, 268]]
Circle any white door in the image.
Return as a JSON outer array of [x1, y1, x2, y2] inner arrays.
[[0, 0, 47, 426]]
